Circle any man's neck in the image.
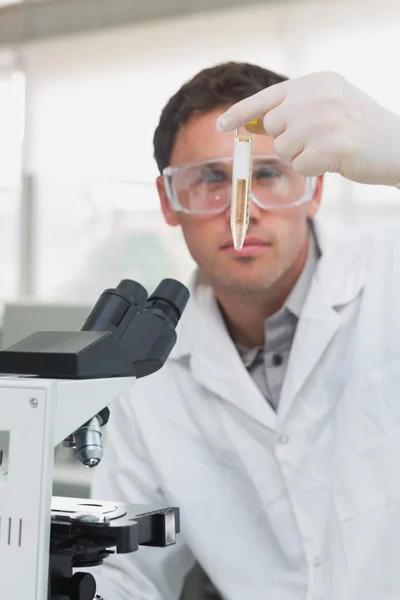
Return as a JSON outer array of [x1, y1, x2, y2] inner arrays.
[[214, 241, 309, 349]]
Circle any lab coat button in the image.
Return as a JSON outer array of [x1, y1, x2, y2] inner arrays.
[[278, 435, 290, 445], [272, 353, 283, 366], [313, 556, 322, 567]]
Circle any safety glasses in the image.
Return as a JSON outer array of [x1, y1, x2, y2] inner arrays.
[[162, 154, 316, 215]]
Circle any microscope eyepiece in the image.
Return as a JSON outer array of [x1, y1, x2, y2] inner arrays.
[[81, 279, 148, 335], [116, 280, 148, 305], [145, 279, 190, 327]]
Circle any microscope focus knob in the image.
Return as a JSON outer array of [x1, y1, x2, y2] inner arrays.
[[68, 572, 96, 600]]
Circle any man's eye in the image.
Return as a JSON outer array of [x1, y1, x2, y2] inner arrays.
[[254, 166, 282, 181], [200, 170, 227, 183]]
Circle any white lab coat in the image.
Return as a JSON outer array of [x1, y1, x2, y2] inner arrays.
[[91, 219, 400, 600]]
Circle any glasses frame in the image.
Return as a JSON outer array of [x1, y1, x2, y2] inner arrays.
[[162, 154, 317, 215]]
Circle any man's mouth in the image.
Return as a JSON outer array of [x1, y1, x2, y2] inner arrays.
[[220, 237, 272, 255]]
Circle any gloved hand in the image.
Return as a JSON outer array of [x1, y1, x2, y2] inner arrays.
[[216, 71, 400, 187]]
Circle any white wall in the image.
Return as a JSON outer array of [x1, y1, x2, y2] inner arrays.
[[0, 53, 24, 302], [0, 61, 24, 186], [20, 4, 286, 181], [21, 0, 400, 204]]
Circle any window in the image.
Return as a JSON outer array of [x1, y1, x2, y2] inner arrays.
[[35, 179, 195, 302], [0, 63, 25, 304]]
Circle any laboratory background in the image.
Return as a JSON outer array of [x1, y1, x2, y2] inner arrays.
[[0, 0, 399, 501]]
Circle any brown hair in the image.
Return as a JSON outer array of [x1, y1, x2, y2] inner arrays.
[[153, 61, 288, 173]]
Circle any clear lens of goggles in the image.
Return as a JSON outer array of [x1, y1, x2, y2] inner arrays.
[[250, 176, 317, 210], [163, 156, 317, 214]]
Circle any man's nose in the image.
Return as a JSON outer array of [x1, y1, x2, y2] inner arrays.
[[248, 194, 263, 221]]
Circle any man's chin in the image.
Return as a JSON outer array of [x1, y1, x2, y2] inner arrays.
[[232, 255, 258, 263], [206, 269, 279, 295]]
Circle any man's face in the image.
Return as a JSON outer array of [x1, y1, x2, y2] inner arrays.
[[157, 108, 322, 294]]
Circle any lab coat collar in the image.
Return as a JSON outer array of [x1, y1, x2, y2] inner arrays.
[[169, 216, 369, 429], [276, 216, 370, 422]]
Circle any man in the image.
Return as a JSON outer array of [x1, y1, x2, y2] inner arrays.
[[91, 62, 400, 600]]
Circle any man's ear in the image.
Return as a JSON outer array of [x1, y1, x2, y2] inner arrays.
[[156, 176, 180, 227], [306, 175, 324, 218]]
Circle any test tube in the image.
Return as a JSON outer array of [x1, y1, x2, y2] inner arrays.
[[230, 129, 253, 251]]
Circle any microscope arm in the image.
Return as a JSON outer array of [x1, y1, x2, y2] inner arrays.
[[52, 376, 135, 447]]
